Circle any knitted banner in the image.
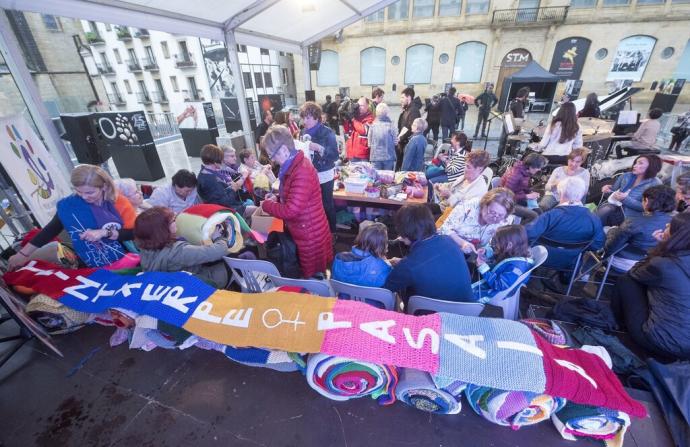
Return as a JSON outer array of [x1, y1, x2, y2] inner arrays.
[[3, 261, 646, 418]]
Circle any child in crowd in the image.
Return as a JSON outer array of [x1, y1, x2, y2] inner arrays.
[[471, 225, 534, 303], [331, 221, 392, 287], [401, 118, 428, 172]]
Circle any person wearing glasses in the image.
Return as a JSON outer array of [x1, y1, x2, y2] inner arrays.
[[260, 126, 333, 279]]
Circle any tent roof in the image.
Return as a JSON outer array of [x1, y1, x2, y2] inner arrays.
[[507, 61, 559, 83], [0, 0, 399, 53]]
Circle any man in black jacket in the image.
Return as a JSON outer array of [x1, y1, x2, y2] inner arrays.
[[510, 87, 530, 120], [440, 86, 462, 141], [397, 87, 421, 171], [474, 84, 498, 139], [326, 94, 341, 135]]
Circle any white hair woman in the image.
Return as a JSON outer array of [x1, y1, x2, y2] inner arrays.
[[401, 118, 428, 172], [368, 102, 398, 171], [115, 178, 151, 214]]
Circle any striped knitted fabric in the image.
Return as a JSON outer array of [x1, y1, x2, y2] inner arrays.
[[396, 368, 465, 414], [520, 319, 569, 346], [551, 402, 630, 447]]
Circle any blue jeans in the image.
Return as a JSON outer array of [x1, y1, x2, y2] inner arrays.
[[372, 160, 395, 170]]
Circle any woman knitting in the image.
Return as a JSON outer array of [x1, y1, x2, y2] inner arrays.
[[8, 165, 137, 270]]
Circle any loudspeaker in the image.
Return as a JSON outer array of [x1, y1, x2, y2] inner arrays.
[[60, 113, 111, 165], [305, 90, 316, 102]]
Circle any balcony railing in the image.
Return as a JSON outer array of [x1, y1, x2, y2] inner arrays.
[[141, 57, 158, 71], [492, 6, 569, 26], [116, 26, 132, 41], [152, 91, 168, 104], [174, 53, 196, 68], [135, 28, 150, 38], [126, 58, 142, 73], [136, 91, 152, 104], [85, 31, 104, 45], [182, 89, 204, 102], [107, 93, 126, 105], [95, 62, 115, 75]]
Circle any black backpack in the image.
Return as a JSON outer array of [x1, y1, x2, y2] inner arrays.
[[266, 231, 301, 279]]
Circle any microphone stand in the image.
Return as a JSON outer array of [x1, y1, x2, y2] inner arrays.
[[483, 110, 502, 151]]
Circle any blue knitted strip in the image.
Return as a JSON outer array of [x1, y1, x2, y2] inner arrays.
[[436, 314, 546, 393]]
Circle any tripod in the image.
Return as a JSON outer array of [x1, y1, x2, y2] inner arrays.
[[482, 110, 503, 151]]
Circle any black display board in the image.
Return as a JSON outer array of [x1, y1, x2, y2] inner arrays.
[[221, 97, 242, 133], [549, 37, 591, 80], [60, 113, 111, 165]]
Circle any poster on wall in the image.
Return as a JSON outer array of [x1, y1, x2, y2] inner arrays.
[[221, 97, 243, 133], [0, 116, 71, 226], [607, 35, 656, 82], [172, 102, 209, 130], [199, 38, 235, 99], [257, 94, 284, 115], [549, 37, 591, 80]]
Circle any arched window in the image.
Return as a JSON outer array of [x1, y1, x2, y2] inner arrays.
[[405, 44, 433, 84], [676, 39, 690, 80], [360, 47, 386, 85], [452, 41, 486, 83], [317, 50, 339, 87]]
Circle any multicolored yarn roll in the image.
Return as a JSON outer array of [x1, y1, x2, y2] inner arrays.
[[520, 318, 569, 346], [175, 204, 243, 252], [223, 346, 300, 372], [396, 368, 464, 414], [551, 403, 630, 447], [306, 354, 398, 405], [465, 384, 567, 429]]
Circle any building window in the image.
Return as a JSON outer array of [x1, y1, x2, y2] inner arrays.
[[439, 0, 462, 16], [161, 41, 170, 59], [317, 50, 339, 87], [595, 48, 608, 60], [661, 47, 675, 59], [105, 23, 111, 31], [637, 0, 664, 3], [282, 68, 288, 84], [113, 49, 122, 64], [260, 48, 269, 55], [170, 76, 179, 91], [466, 0, 489, 14], [439, 53, 449, 64], [41, 15, 61, 31], [187, 77, 199, 99], [279, 51, 285, 56], [124, 79, 132, 94], [675, 39, 690, 79], [361, 47, 386, 85], [673, 0, 690, 3], [388, 0, 410, 20], [88, 21, 98, 33], [243, 72, 253, 88], [254, 72, 264, 88], [570, 0, 597, 7], [603, 0, 629, 5], [365, 9, 385, 21], [264, 72, 273, 88], [391, 55, 401, 65], [237, 44, 247, 53], [405, 44, 433, 84], [452, 42, 486, 83], [413, 0, 435, 17]]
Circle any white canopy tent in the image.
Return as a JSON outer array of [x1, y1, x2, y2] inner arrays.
[[0, 0, 398, 164]]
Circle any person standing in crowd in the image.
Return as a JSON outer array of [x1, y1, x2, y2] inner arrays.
[[440, 87, 462, 141], [670, 110, 690, 152], [539, 148, 590, 211], [300, 101, 339, 233], [500, 152, 547, 224], [273, 111, 300, 138], [676, 172, 690, 214], [146, 169, 199, 214], [578, 93, 601, 118], [322, 95, 332, 115], [370, 87, 385, 114], [397, 87, 421, 171], [424, 95, 441, 142], [255, 110, 273, 149], [474, 84, 498, 139], [385, 204, 473, 304], [347, 97, 374, 162], [509, 87, 530, 120], [457, 96, 469, 130], [368, 102, 398, 171], [261, 126, 333, 279], [401, 118, 428, 172], [616, 108, 663, 158], [611, 212, 690, 360], [326, 93, 341, 135], [537, 102, 583, 165], [197, 144, 252, 217]]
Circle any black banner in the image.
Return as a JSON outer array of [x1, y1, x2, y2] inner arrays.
[[549, 37, 591, 80], [308, 42, 322, 71]]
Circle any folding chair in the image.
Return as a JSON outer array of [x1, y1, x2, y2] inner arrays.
[[533, 238, 592, 296], [329, 279, 396, 310], [266, 275, 333, 297], [407, 295, 484, 317], [570, 244, 629, 301], [223, 257, 279, 293]]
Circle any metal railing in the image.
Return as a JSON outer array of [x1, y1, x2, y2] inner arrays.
[[174, 52, 196, 68], [126, 58, 142, 72], [145, 112, 180, 139], [151, 91, 168, 104], [135, 28, 150, 38], [182, 89, 204, 102], [85, 31, 104, 45], [95, 62, 115, 75], [492, 6, 569, 25], [136, 91, 152, 104], [116, 26, 132, 41], [141, 56, 158, 71], [106, 93, 126, 105]]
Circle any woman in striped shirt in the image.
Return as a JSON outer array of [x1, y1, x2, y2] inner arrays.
[[429, 131, 472, 184]]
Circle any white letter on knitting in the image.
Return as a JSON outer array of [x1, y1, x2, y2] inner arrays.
[[64, 275, 101, 301], [403, 328, 439, 354], [554, 359, 598, 389], [359, 320, 396, 344], [317, 312, 352, 331], [115, 282, 141, 298], [222, 308, 253, 328], [161, 286, 197, 313], [444, 334, 486, 359], [191, 302, 221, 323], [142, 284, 170, 302]]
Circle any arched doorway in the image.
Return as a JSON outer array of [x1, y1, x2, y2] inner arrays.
[[495, 48, 532, 101]]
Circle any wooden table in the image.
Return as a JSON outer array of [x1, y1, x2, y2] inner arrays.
[[333, 188, 428, 207]]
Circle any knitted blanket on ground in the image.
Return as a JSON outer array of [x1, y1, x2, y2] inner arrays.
[[552, 402, 630, 447], [3, 261, 646, 418], [396, 368, 465, 414]]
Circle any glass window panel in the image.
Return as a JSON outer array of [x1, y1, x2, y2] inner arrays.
[[466, 0, 489, 14], [452, 42, 486, 83], [405, 45, 433, 84], [388, 0, 410, 20], [317, 50, 339, 87], [676, 39, 690, 80], [637, 0, 664, 3], [413, 0, 435, 17], [365, 9, 385, 21], [361, 47, 386, 85], [439, 0, 462, 16], [570, 0, 596, 7], [603, 0, 629, 5]]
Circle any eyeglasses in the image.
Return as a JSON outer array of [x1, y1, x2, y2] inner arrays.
[[484, 208, 506, 220]]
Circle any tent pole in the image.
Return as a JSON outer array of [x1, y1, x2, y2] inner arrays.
[[223, 30, 255, 152], [301, 46, 312, 94]]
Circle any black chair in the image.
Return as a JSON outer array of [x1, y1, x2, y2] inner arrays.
[[533, 237, 593, 296]]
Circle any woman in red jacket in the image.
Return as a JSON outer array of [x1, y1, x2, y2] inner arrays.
[[346, 97, 374, 162], [260, 126, 333, 278]]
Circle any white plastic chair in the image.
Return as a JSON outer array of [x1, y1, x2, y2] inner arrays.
[[266, 275, 333, 297], [329, 279, 396, 310], [223, 257, 279, 293], [406, 295, 484, 317]]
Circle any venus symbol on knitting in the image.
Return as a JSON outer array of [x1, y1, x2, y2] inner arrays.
[[262, 308, 305, 331]]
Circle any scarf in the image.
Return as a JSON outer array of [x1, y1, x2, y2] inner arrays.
[[303, 122, 323, 140], [56, 194, 125, 267], [277, 150, 299, 197]]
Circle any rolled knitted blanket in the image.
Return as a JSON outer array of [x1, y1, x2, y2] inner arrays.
[[552, 403, 630, 447], [223, 346, 300, 372], [520, 318, 570, 346], [306, 353, 398, 405], [466, 384, 567, 429], [396, 368, 464, 414]]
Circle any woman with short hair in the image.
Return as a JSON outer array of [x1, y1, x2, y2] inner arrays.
[[197, 144, 252, 216], [435, 150, 492, 210], [401, 118, 428, 172], [368, 102, 398, 171], [539, 148, 591, 211]]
